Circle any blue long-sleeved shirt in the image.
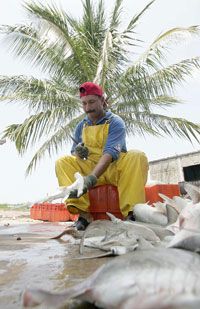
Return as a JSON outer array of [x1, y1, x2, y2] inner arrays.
[[71, 111, 127, 161]]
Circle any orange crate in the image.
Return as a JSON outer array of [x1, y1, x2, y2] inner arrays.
[[30, 204, 43, 220], [41, 204, 51, 221], [145, 184, 180, 204], [89, 185, 123, 220], [30, 204, 37, 219], [30, 203, 78, 222]]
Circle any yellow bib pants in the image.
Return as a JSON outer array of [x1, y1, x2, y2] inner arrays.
[[55, 123, 148, 217]]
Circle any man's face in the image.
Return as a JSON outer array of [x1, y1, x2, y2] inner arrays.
[[81, 95, 105, 121]]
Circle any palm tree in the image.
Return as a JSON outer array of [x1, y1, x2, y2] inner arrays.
[[0, 0, 200, 174]]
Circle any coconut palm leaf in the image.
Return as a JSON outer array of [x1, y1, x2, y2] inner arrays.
[[120, 111, 200, 142], [25, 114, 85, 174], [0, 75, 80, 112], [0, 0, 200, 174], [132, 26, 200, 70], [121, 57, 200, 105]]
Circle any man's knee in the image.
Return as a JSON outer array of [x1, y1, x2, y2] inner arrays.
[[55, 155, 74, 174], [126, 150, 148, 163]]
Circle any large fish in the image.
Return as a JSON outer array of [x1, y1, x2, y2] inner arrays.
[[28, 172, 85, 206], [167, 183, 200, 234], [132, 202, 168, 226], [22, 248, 200, 308], [131, 221, 174, 241], [165, 183, 200, 251], [78, 213, 160, 256], [132, 201, 179, 226], [52, 213, 160, 243], [183, 183, 200, 204], [167, 203, 200, 251]]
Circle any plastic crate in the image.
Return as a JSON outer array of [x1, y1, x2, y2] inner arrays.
[[30, 203, 78, 222], [30, 203, 43, 220], [145, 184, 180, 204], [88, 184, 123, 220]]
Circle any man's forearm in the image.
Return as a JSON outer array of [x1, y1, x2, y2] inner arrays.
[[91, 153, 113, 178]]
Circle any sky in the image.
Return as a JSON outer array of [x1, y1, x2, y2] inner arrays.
[[0, 0, 200, 204]]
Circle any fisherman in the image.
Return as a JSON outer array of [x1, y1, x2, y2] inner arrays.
[[55, 82, 149, 230]]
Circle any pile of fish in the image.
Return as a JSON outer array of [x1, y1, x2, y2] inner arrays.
[[23, 248, 200, 308], [22, 182, 200, 308]]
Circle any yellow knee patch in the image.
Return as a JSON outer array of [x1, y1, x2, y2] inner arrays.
[[67, 205, 79, 214]]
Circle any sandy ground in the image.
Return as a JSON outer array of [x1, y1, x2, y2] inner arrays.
[[0, 209, 108, 309]]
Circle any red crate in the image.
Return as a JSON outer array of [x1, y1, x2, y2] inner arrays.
[[30, 203, 78, 222], [30, 204, 43, 220], [145, 184, 180, 204], [89, 185, 123, 220], [31, 184, 180, 222]]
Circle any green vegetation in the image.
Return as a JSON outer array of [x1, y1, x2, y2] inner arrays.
[[0, 203, 28, 210]]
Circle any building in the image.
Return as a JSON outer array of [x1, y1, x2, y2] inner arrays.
[[149, 150, 200, 185]]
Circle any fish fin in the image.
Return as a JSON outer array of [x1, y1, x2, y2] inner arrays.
[[106, 212, 121, 223], [51, 227, 81, 240], [184, 183, 200, 204], [75, 172, 85, 197], [75, 251, 114, 259], [179, 215, 186, 229], [166, 204, 179, 225], [158, 193, 178, 208]]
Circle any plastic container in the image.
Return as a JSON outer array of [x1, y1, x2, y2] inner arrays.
[[31, 184, 180, 221], [88, 184, 123, 220], [30, 203, 43, 220], [145, 184, 180, 204], [30, 203, 78, 222]]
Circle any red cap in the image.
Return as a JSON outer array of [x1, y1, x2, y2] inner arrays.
[[79, 82, 103, 98]]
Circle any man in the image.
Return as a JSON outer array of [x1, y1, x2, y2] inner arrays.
[[56, 82, 148, 230]]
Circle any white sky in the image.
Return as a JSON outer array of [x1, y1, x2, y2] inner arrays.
[[0, 0, 200, 203]]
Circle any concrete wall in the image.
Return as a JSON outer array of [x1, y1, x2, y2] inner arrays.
[[149, 150, 200, 184]]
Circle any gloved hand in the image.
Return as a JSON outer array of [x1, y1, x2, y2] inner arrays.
[[75, 143, 89, 160], [68, 175, 97, 198]]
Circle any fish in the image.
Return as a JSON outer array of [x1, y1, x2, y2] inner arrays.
[[7, 172, 86, 209], [167, 203, 200, 251], [22, 248, 200, 308], [132, 201, 179, 227], [36, 172, 84, 203], [132, 202, 168, 226], [80, 213, 160, 251], [183, 183, 200, 204], [120, 293, 200, 309], [131, 221, 174, 241], [51, 213, 159, 258], [166, 183, 200, 234], [77, 231, 155, 259], [52, 213, 160, 244], [51, 227, 83, 240]]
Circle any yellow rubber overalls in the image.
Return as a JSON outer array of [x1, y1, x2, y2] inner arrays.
[[55, 122, 148, 217]]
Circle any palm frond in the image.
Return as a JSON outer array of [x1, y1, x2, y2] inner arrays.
[[24, 1, 69, 40], [120, 111, 200, 142], [0, 0, 200, 173], [0, 75, 80, 113], [93, 31, 113, 85], [0, 24, 73, 80], [124, 0, 155, 34], [109, 0, 123, 31], [123, 57, 200, 100], [112, 95, 182, 115], [134, 26, 200, 69], [25, 114, 85, 174]]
